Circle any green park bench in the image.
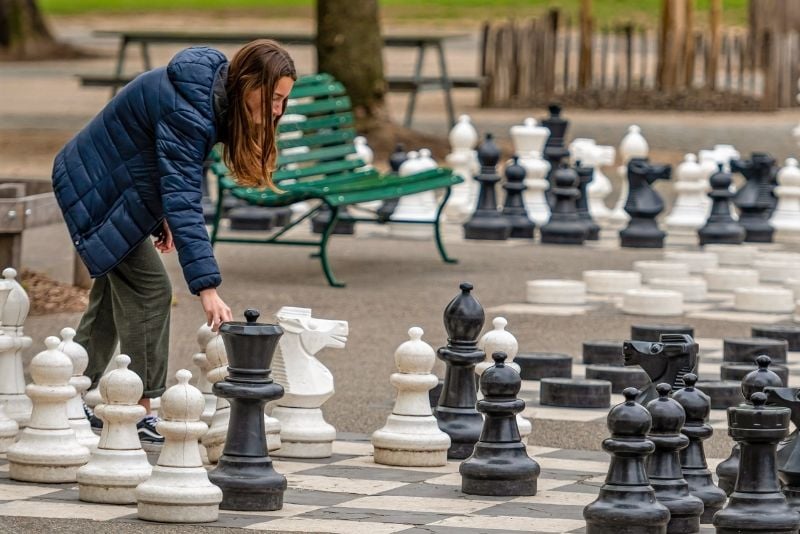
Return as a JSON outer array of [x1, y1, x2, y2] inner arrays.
[[207, 73, 463, 288]]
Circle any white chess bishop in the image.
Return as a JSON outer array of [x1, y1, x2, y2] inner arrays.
[[0, 268, 33, 426], [58, 327, 99, 449], [445, 114, 480, 222], [476, 317, 531, 439], [8, 337, 90, 483], [371, 327, 450, 466], [665, 154, 707, 234], [136, 369, 222, 523], [772, 158, 800, 241], [191, 323, 217, 425], [77, 354, 152, 503], [569, 138, 616, 224], [511, 117, 551, 226], [270, 306, 348, 458], [609, 125, 649, 227]]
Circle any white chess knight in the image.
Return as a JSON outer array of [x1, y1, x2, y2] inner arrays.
[[476, 317, 531, 439], [0, 268, 33, 426], [665, 154, 708, 233], [771, 158, 800, 241], [59, 327, 99, 449], [445, 114, 480, 222], [270, 306, 348, 458], [390, 149, 440, 237], [136, 369, 221, 523], [569, 138, 616, 224], [609, 125, 649, 228], [511, 117, 551, 226], [77, 354, 152, 504], [191, 323, 217, 425], [8, 337, 90, 483], [372, 327, 450, 467]]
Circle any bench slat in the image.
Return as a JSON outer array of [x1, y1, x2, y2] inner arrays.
[[287, 81, 347, 99], [277, 129, 355, 151], [277, 112, 354, 134], [287, 96, 352, 116]]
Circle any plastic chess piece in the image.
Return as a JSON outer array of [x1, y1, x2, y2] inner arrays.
[[371, 327, 450, 467], [460, 352, 540, 496], [698, 164, 746, 245], [575, 162, 601, 240], [583, 387, 670, 534], [59, 327, 99, 449], [445, 115, 480, 222], [0, 268, 33, 426], [136, 369, 222, 522], [8, 337, 90, 482], [570, 138, 615, 225], [377, 143, 407, 222], [772, 158, 800, 240], [622, 333, 698, 406], [78, 354, 152, 503], [349, 135, 374, 170], [391, 149, 440, 236], [433, 282, 486, 459], [192, 322, 217, 425], [666, 154, 708, 233], [645, 383, 703, 534], [512, 118, 551, 226], [732, 152, 777, 242], [610, 125, 650, 227], [501, 156, 535, 238], [463, 133, 512, 240], [672, 373, 727, 523], [200, 330, 230, 463], [0, 402, 17, 453], [541, 104, 570, 188], [619, 158, 672, 248], [713, 392, 800, 534], [540, 164, 587, 244], [763, 386, 800, 511]]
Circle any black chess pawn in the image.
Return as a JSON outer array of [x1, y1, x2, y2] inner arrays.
[[434, 282, 486, 459], [501, 156, 535, 239], [764, 386, 800, 511], [540, 165, 587, 245], [716, 354, 784, 495], [672, 373, 727, 524], [619, 157, 672, 248], [463, 134, 512, 240], [713, 392, 800, 534], [731, 152, 777, 242], [460, 352, 540, 496], [377, 143, 407, 222], [645, 383, 704, 534], [584, 387, 671, 534], [699, 164, 746, 245], [575, 162, 601, 240]]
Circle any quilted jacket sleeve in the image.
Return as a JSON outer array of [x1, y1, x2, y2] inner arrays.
[[155, 109, 222, 295]]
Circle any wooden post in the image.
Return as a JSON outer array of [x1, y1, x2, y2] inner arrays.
[[762, 30, 779, 111], [578, 0, 593, 90], [682, 0, 695, 88], [658, 0, 687, 91], [708, 0, 722, 89]]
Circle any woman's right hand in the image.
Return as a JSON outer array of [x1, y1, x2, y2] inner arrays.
[[199, 288, 233, 331]]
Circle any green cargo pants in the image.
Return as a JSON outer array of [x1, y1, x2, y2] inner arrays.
[[75, 239, 172, 398]]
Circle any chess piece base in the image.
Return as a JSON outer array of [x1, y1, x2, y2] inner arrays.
[[515, 353, 573, 380], [78, 448, 152, 504], [137, 466, 222, 522], [620, 219, 666, 248], [463, 217, 512, 241], [311, 208, 356, 235], [372, 414, 450, 467], [460, 443, 539, 496], [584, 485, 670, 534], [208, 455, 287, 511], [540, 221, 587, 245], [8, 427, 90, 483], [271, 406, 335, 459], [228, 206, 275, 231]]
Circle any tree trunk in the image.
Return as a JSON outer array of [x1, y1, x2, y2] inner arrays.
[[0, 0, 57, 59], [577, 0, 593, 90], [316, 0, 388, 130]]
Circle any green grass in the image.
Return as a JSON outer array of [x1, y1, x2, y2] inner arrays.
[[39, 0, 750, 27]]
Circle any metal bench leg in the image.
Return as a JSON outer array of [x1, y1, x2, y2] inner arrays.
[[436, 43, 456, 129], [319, 205, 346, 288], [210, 185, 225, 246], [403, 45, 426, 128], [434, 188, 457, 264]]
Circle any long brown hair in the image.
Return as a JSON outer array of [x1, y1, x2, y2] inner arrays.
[[224, 39, 296, 189]]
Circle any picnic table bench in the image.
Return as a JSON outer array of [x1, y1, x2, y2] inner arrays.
[[207, 73, 463, 287], [87, 29, 483, 128]]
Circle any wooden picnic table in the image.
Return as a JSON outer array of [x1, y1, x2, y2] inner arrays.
[[92, 29, 475, 128]]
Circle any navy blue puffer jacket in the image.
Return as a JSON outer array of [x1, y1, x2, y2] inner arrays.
[[52, 47, 228, 295]]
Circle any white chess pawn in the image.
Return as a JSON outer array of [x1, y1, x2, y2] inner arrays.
[[610, 125, 649, 227], [8, 336, 90, 483], [192, 323, 217, 425], [78, 354, 152, 503], [391, 150, 440, 237], [772, 158, 800, 240], [665, 154, 707, 234], [445, 115, 480, 222], [512, 118, 551, 226], [476, 317, 531, 439], [0, 268, 33, 426], [136, 369, 222, 523], [372, 327, 450, 466], [59, 327, 99, 449], [348, 135, 374, 171]]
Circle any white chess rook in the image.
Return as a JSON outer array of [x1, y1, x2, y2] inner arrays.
[[78, 354, 152, 503], [372, 327, 450, 466], [0, 268, 33, 426], [271, 306, 348, 458], [59, 327, 99, 449], [512, 118, 551, 226], [136, 369, 222, 523], [8, 337, 90, 483]]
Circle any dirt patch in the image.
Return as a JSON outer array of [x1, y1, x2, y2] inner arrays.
[[20, 269, 88, 316]]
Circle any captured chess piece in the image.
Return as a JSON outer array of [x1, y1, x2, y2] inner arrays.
[[540, 164, 587, 245], [501, 156, 535, 238], [698, 164, 746, 245], [433, 283, 486, 459], [460, 352, 540, 496], [619, 157, 672, 248], [463, 133, 512, 240], [584, 387, 670, 534], [371, 327, 450, 467], [713, 392, 800, 534], [575, 162, 601, 240], [207, 309, 287, 511], [672, 373, 726, 523], [731, 152, 777, 242], [646, 383, 704, 534], [78, 354, 152, 504], [136, 369, 222, 522], [59, 327, 99, 449], [622, 333, 698, 405]]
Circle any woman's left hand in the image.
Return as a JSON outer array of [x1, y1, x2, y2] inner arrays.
[[154, 220, 175, 253]]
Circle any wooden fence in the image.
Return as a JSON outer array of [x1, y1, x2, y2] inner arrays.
[[480, 13, 800, 111]]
